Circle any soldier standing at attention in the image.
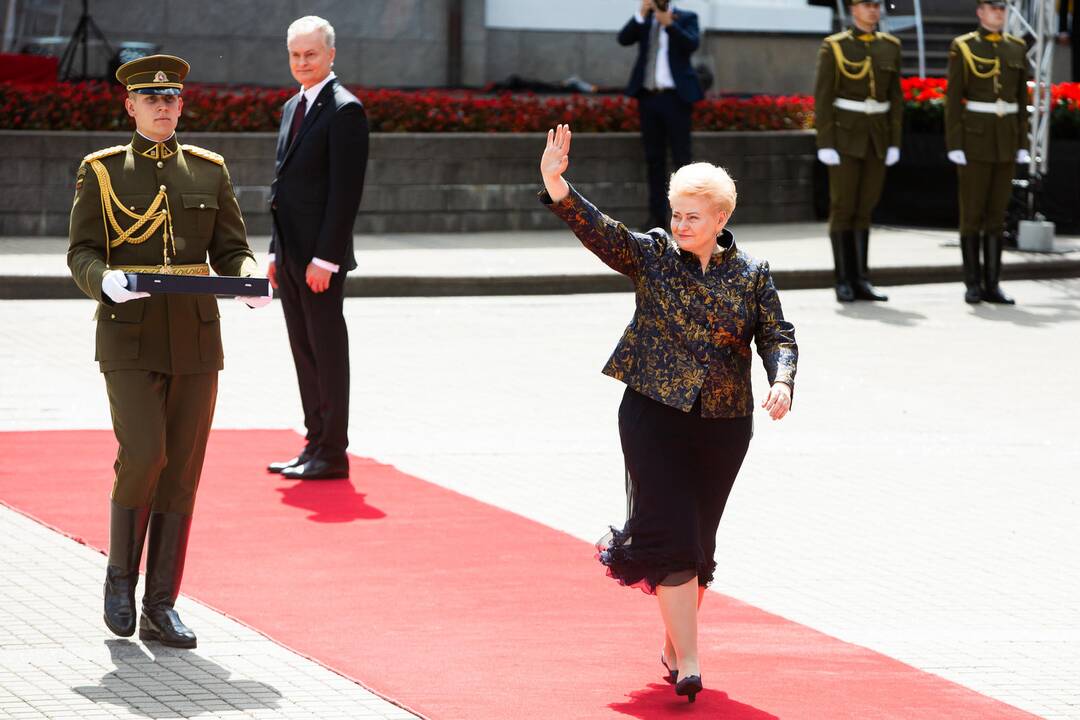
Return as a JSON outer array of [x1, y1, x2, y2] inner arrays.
[[814, 0, 902, 303], [67, 55, 270, 648], [946, 0, 1029, 305]]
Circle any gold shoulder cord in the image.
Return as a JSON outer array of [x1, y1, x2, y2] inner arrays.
[[89, 160, 176, 269], [956, 37, 1002, 94], [829, 37, 876, 99]]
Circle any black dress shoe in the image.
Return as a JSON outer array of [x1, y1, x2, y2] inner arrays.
[[281, 457, 349, 480], [675, 674, 703, 703], [982, 285, 1015, 305], [267, 450, 313, 474], [853, 279, 889, 302], [660, 654, 678, 684], [140, 607, 197, 649]]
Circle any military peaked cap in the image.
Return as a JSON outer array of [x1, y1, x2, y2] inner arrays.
[[115, 54, 189, 95]]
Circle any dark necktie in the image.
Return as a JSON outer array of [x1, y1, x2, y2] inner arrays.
[[288, 94, 307, 147]]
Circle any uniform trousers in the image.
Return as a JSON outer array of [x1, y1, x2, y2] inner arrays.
[[828, 152, 887, 233], [275, 258, 350, 461], [957, 160, 1014, 235], [104, 370, 217, 515], [598, 387, 753, 594]]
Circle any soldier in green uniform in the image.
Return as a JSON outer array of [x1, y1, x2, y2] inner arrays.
[[945, 0, 1029, 304], [814, 0, 902, 303], [67, 55, 269, 648]]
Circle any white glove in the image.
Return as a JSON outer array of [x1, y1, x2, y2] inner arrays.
[[947, 150, 967, 165], [236, 279, 272, 309], [817, 148, 841, 166], [1016, 149, 1031, 164], [885, 146, 900, 167], [101, 269, 150, 304]]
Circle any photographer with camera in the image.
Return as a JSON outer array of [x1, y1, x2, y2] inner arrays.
[[618, 0, 705, 230]]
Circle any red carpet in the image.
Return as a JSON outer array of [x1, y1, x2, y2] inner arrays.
[[0, 430, 1038, 720]]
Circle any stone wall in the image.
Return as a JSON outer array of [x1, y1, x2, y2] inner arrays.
[[0, 129, 818, 237], [12, 0, 824, 94], [9, 0, 1075, 92], [23, 0, 486, 87]]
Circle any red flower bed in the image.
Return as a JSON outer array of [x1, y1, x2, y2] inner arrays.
[[4, 80, 1078, 135], [0, 81, 812, 133]]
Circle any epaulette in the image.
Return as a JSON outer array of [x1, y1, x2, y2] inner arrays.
[[876, 31, 901, 46], [1004, 32, 1025, 46], [954, 30, 979, 45], [181, 144, 225, 166], [82, 145, 125, 164], [825, 30, 852, 44]]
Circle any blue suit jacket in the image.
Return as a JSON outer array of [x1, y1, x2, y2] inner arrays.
[[618, 9, 705, 104]]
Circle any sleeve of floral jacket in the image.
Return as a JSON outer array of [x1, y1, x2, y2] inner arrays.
[[753, 260, 798, 400], [539, 183, 658, 278]]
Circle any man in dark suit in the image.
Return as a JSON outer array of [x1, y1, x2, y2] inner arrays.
[[618, 0, 705, 229], [267, 15, 369, 480]]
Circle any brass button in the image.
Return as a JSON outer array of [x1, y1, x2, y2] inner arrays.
[[199, 203, 205, 209], [110, 313, 116, 319], [160, 185, 166, 191], [156, 161, 164, 169], [129, 205, 135, 210]]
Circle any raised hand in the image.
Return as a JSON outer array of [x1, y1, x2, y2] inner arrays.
[[540, 124, 572, 203]]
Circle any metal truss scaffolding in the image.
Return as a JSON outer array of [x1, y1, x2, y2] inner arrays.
[[1007, 0, 1056, 221]]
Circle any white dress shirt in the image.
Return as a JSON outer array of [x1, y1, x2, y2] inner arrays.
[[634, 11, 676, 90], [269, 71, 341, 274]]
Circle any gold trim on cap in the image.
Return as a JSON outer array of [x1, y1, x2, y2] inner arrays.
[[127, 82, 184, 91]]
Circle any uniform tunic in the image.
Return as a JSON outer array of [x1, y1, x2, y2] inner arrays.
[[67, 132, 257, 513], [945, 27, 1030, 235], [814, 28, 903, 232]]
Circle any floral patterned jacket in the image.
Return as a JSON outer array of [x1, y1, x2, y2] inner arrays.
[[542, 185, 798, 418]]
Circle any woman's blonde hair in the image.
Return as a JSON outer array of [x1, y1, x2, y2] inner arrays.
[[668, 162, 737, 216]]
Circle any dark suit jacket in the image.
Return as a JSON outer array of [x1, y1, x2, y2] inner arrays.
[[617, 9, 705, 105], [270, 77, 369, 272]]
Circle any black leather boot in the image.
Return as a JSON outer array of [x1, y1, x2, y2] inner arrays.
[[852, 229, 888, 301], [960, 233, 983, 303], [104, 501, 151, 637], [829, 231, 855, 302], [981, 232, 1015, 304], [139, 512, 197, 648]]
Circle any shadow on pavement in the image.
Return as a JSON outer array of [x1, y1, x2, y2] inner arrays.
[[971, 302, 1080, 327], [608, 681, 779, 718], [835, 303, 928, 327], [73, 639, 281, 718]]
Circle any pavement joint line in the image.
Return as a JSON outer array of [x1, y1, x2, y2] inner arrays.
[[1, 280, 1078, 718], [0, 504, 423, 720]]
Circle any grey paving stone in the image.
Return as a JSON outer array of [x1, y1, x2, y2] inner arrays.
[[0, 508, 419, 719]]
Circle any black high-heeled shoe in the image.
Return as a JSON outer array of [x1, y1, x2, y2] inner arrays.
[[675, 674, 703, 703], [660, 654, 677, 684]]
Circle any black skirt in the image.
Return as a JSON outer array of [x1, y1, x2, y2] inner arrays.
[[597, 387, 753, 594]]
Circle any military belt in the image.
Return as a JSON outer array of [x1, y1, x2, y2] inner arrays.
[[965, 99, 1019, 116], [833, 98, 891, 115], [109, 263, 210, 276]]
